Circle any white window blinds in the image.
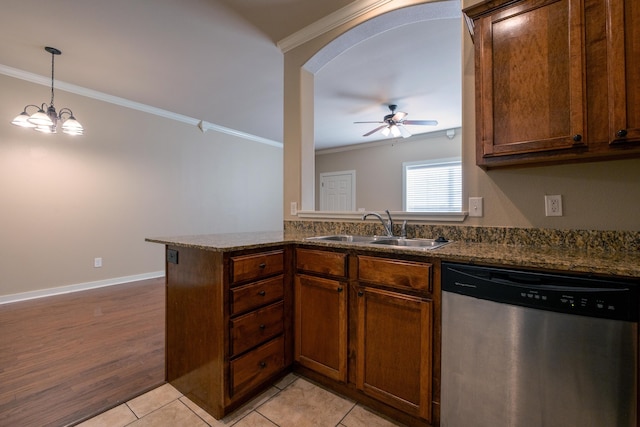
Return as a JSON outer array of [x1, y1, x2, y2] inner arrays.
[[403, 160, 462, 212]]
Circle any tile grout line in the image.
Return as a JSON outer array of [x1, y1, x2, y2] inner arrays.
[[175, 396, 216, 427], [248, 381, 291, 427], [336, 402, 358, 427]]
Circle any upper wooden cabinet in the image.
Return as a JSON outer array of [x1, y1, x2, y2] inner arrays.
[[465, 0, 640, 168], [607, 0, 640, 145]]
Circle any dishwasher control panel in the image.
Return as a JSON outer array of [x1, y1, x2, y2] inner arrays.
[[442, 262, 638, 321]]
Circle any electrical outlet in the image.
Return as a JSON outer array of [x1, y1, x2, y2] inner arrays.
[[94, 257, 102, 268], [167, 249, 179, 264], [469, 197, 483, 217], [290, 201, 297, 216], [545, 195, 563, 216]]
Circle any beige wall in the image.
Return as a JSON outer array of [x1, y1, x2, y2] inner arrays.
[[1, 75, 283, 297], [316, 130, 462, 211], [284, 0, 640, 231]]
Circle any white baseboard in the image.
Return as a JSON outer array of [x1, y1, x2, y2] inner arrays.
[[0, 271, 165, 305]]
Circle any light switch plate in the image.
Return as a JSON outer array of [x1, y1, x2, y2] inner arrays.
[[290, 201, 297, 216], [469, 197, 483, 217]]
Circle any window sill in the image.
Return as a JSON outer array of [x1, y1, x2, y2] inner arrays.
[[295, 211, 468, 222]]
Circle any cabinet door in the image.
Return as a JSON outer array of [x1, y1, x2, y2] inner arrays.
[[294, 274, 347, 382], [475, 0, 586, 163], [607, 0, 640, 145], [356, 286, 433, 421]]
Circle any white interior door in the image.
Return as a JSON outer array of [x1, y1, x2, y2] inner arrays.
[[320, 171, 355, 211]]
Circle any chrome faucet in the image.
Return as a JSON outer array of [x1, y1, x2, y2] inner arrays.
[[362, 209, 394, 237]]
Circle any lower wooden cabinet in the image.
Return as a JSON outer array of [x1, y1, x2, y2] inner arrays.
[[294, 247, 439, 426], [356, 286, 433, 421], [165, 245, 291, 419], [230, 335, 285, 397], [294, 274, 347, 382], [166, 243, 438, 425]]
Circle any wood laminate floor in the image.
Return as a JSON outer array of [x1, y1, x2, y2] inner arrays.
[[0, 278, 165, 427]]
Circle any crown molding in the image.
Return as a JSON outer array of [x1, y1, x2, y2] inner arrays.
[[316, 127, 462, 155], [1, 64, 283, 148], [277, 0, 393, 53]]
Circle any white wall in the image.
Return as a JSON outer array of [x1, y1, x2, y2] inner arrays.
[[316, 130, 462, 211], [0, 75, 283, 298]]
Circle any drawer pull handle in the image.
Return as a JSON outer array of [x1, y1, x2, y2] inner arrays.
[[259, 263, 266, 269], [259, 361, 267, 369], [259, 324, 266, 330], [258, 290, 266, 296]]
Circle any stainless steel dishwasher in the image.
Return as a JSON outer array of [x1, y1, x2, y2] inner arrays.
[[441, 262, 638, 427]]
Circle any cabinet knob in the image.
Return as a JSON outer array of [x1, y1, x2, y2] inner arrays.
[[259, 361, 267, 369], [259, 263, 266, 269], [617, 129, 628, 138], [572, 134, 582, 142], [258, 290, 266, 296], [358, 291, 364, 297], [259, 324, 265, 330], [337, 286, 343, 293]]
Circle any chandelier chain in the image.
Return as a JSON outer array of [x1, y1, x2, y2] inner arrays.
[[50, 49, 55, 107]]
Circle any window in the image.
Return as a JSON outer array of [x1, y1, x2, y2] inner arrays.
[[403, 159, 462, 212]]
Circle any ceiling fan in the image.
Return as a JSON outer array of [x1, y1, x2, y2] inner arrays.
[[354, 104, 438, 138]]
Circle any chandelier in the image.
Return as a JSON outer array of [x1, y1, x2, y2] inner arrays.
[[11, 46, 84, 135]]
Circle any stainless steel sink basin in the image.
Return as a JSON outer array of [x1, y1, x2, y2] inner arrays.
[[305, 234, 377, 243], [305, 235, 450, 250], [370, 238, 450, 250]]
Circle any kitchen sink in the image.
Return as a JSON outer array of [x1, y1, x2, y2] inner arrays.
[[305, 235, 450, 250], [305, 234, 383, 243], [370, 238, 450, 250]]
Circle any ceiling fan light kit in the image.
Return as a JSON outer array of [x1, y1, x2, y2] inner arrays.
[[354, 104, 437, 139], [11, 46, 84, 136]]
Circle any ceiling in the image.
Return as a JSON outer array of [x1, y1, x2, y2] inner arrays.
[[0, 0, 461, 150]]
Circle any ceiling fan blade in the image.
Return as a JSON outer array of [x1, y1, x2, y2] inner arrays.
[[392, 111, 407, 122], [398, 125, 412, 138], [402, 120, 438, 126], [354, 121, 384, 124], [363, 125, 387, 136]]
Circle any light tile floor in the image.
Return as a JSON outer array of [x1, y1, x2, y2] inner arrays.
[[77, 373, 406, 427]]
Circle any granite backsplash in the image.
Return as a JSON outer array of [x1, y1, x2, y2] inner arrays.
[[284, 220, 640, 253]]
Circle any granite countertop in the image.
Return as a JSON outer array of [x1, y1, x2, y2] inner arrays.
[[146, 231, 287, 251], [146, 231, 640, 278]]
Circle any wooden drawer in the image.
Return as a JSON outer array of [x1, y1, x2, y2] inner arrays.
[[358, 256, 432, 292], [296, 248, 347, 278], [230, 275, 284, 316], [230, 301, 284, 356], [230, 335, 284, 398], [230, 250, 283, 284]]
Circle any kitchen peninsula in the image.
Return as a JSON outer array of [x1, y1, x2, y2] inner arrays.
[[147, 227, 640, 426]]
